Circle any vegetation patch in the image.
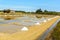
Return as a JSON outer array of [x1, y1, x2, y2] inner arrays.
[[45, 21, 60, 40]]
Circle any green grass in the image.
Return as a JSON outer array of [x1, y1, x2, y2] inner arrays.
[[51, 21, 60, 40]]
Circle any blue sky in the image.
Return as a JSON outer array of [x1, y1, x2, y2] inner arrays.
[[0, 0, 60, 12]]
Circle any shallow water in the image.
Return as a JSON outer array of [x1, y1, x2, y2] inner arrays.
[[0, 16, 48, 33]]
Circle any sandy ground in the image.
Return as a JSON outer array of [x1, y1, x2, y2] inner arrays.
[[0, 16, 59, 40]]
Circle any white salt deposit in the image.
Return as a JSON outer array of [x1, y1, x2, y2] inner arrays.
[[21, 27, 28, 31], [43, 20, 47, 22], [35, 22, 40, 25], [47, 18, 50, 20]]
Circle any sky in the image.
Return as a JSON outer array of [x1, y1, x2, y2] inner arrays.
[[0, 0, 60, 12]]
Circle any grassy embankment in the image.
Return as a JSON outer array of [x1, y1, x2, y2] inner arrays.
[[45, 21, 60, 40]]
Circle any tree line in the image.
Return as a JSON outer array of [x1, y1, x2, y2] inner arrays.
[[35, 9, 60, 15], [0, 9, 60, 15]]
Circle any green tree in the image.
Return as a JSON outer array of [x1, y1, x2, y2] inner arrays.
[[44, 10, 48, 12], [36, 9, 42, 13], [3, 9, 11, 13]]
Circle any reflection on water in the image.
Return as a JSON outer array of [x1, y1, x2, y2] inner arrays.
[[0, 16, 47, 25]]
